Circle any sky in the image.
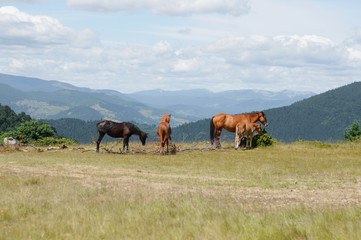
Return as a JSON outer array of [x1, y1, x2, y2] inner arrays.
[[1, 0, 361, 93]]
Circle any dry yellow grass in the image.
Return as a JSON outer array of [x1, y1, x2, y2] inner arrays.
[[1, 141, 360, 239]]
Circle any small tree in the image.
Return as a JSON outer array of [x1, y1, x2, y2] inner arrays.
[[344, 121, 361, 141], [13, 120, 55, 143]]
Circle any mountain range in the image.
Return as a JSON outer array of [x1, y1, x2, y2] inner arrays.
[[0, 73, 314, 125], [0, 73, 191, 125]]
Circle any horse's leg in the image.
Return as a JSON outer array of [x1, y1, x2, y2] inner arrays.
[[235, 133, 240, 150], [250, 133, 253, 149], [96, 132, 105, 153], [159, 137, 163, 154], [123, 136, 129, 153], [166, 137, 169, 153], [246, 135, 249, 149], [215, 128, 222, 149]]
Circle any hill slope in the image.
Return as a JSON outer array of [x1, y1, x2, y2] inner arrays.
[[264, 82, 361, 142], [171, 82, 361, 142], [0, 83, 190, 125]]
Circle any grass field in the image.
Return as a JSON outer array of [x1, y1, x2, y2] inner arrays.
[[1, 141, 361, 239]]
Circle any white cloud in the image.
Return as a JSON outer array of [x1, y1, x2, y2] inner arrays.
[[0, 0, 47, 3], [66, 0, 250, 16], [206, 35, 345, 68], [152, 40, 173, 55], [0, 6, 74, 45], [0, 6, 98, 48]]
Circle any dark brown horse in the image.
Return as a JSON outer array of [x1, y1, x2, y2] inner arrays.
[[210, 112, 268, 148], [96, 120, 148, 153], [157, 114, 172, 153]]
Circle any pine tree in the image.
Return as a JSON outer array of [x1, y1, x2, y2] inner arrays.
[[344, 121, 361, 141]]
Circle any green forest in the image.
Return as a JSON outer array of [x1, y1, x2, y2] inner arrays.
[[0, 104, 31, 133]]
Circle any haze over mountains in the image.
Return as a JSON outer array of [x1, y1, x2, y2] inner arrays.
[[126, 89, 315, 119], [0, 73, 314, 125]]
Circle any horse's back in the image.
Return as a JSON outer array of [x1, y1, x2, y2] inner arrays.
[[213, 113, 242, 132], [97, 120, 128, 136], [157, 122, 171, 136], [96, 120, 113, 132]]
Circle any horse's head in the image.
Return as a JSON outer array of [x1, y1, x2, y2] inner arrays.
[[161, 114, 171, 123], [258, 112, 269, 127], [140, 132, 148, 146], [255, 124, 263, 135]]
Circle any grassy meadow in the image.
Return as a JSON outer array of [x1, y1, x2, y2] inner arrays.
[[1, 140, 361, 239]]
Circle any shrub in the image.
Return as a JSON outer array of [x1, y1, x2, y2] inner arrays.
[[344, 121, 361, 141], [256, 133, 275, 147], [239, 129, 275, 148]]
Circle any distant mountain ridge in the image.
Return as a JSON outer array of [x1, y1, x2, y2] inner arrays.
[[126, 88, 315, 119], [0, 73, 315, 123], [0, 73, 131, 100]]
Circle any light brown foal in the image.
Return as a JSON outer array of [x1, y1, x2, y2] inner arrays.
[[235, 122, 263, 150]]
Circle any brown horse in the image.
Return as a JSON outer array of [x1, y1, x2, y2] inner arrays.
[[235, 122, 263, 150], [96, 120, 148, 153], [157, 114, 172, 153], [210, 112, 268, 148]]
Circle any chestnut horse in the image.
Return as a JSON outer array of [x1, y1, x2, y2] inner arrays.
[[157, 114, 172, 153], [235, 122, 263, 150], [210, 112, 268, 148], [96, 120, 148, 153]]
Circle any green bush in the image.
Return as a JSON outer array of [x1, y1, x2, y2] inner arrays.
[[13, 120, 55, 143], [344, 121, 361, 141], [1, 120, 76, 146], [256, 133, 275, 147]]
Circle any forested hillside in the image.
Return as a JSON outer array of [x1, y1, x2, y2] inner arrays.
[[265, 82, 361, 142], [0, 104, 31, 133], [173, 82, 361, 143]]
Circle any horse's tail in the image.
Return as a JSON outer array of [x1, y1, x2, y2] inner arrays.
[[210, 116, 215, 145]]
